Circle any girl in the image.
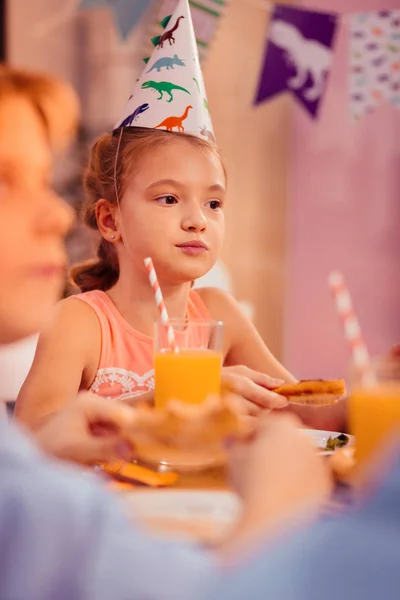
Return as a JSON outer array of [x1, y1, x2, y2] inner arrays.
[[16, 0, 299, 427], [16, 126, 296, 428]]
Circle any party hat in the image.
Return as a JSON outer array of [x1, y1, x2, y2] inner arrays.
[[113, 0, 214, 141]]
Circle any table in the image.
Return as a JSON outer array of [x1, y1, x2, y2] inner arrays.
[[118, 465, 238, 542], [171, 466, 230, 491], [107, 464, 230, 492]]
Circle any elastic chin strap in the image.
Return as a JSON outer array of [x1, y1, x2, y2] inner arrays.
[[113, 127, 123, 210], [112, 127, 136, 264]]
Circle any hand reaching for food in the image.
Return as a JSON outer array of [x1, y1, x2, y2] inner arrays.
[[122, 365, 290, 425], [221, 365, 288, 414], [35, 393, 138, 465]]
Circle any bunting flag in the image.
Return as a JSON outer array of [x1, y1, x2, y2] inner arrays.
[[254, 4, 338, 118], [78, 0, 152, 40], [147, 0, 229, 61], [349, 10, 400, 120]]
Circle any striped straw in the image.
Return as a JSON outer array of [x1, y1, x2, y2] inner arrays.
[[144, 257, 178, 352], [328, 271, 375, 385]]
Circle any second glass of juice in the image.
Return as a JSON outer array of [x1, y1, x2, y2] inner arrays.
[[154, 319, 223, 408], [350, 358, 400, 467]]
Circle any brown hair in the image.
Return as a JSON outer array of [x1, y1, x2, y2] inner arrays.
[[70, 128, 227, 293], [0, 65, 79, 150]]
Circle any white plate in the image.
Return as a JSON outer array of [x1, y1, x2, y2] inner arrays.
[[302, 429, 354, 455], [124, 490, 241, 542]]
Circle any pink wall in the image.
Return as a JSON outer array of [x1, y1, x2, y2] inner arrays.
[[284, 0, 400, 379]]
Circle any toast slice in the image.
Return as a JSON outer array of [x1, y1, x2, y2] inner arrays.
[[274, 379, 346, 406]]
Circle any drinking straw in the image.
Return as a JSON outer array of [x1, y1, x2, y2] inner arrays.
[[144, 257, 178, 352], [329, 271, 375, 385]]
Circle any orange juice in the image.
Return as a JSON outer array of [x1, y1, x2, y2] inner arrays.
[[154, 349, 222, 408], [350, 384, 400, 464]]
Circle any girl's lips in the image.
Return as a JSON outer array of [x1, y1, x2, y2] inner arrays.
[[178, 245, 208, 255], [176, 242, 208, 256]]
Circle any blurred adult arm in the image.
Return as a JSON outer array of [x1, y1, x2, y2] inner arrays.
[[0, 418, 214, 600]]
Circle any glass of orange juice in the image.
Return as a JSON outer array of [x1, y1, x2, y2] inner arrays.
[[154, 319, 223, 408], [350, 358, 400, 466]]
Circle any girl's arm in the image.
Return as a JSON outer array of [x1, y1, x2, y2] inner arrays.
[[198, 288, 348, 430], [197, 287, 296, 382], [15, 299, 100, 430]]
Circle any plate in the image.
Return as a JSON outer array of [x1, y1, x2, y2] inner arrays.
[[302, 429, 354, 456], [124, 490, 241, 542], [135, 443, 228, 472]]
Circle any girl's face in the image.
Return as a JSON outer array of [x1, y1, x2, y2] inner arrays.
[[115, 137, 226, 284], [0, 96, 74, 343]]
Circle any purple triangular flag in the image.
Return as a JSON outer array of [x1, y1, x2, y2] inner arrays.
[[254, 4, 338, 118]]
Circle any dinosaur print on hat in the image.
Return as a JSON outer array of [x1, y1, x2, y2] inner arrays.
[[155, 105, 192, 132], [141, 80, 190, 102], [119, 103, 149, 127], [114, 0, 214, 141], [147, 54, 185, 73], [157, 15, 185, 48]]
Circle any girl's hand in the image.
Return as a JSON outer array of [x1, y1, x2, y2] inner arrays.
[[222, 365, 288, 414], [126, 368, 288, 415]]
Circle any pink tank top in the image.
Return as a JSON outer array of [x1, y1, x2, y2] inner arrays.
[[73, 289, 211, 402]]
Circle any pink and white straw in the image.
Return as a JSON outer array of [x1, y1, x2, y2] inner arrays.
[[329, 271, 374, 384], [144, 257, 178, 352]]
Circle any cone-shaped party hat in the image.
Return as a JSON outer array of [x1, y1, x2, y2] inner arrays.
[[113, 0, 214, 141]]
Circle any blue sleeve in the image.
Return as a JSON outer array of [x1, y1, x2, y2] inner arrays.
[[0, 421, 215, 600], [207, 452, 400, 600]]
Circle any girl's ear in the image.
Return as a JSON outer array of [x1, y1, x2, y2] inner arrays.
[[96, 199, 121, 242]]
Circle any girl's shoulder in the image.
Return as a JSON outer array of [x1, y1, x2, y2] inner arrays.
[[58, 292, 103, 331], [66, 290, 118, 332], [43, 293, 102, 359]]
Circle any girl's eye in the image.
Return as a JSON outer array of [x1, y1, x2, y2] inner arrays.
[[156, 195, 177, 205], [206, 199, 222, 210]]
